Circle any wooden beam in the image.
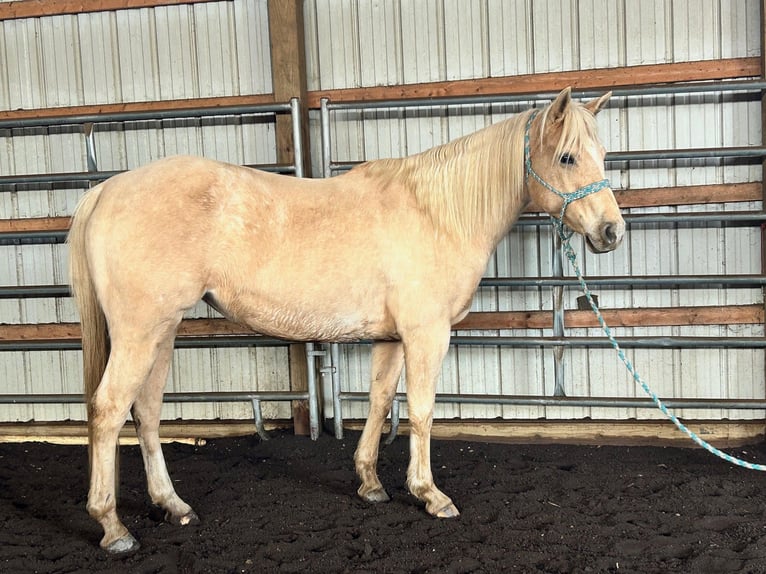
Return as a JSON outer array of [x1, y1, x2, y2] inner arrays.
[[0, 216, 71, 233], [609, 182, 762, 209], [343, 419, 766, 448], [0, 0, 220, 21], [267, 0, 312, 435], [307, 57, 760, 108], [1, 419, 763, 447], [268, 0, 310, 177], [0, 420, 292, 445], [455, 305, 764, 331], [527, 182, 762, 213], [1, 305, 761, 345], [0, 94, 276, 123], [4, 59, 757, 122]]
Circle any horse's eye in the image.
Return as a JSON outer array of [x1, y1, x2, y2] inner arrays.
[[560, 153, 576, 166]]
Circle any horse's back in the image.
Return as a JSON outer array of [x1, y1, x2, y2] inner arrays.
[[78, 156, 395, 336], [78, 154, 477, 341]]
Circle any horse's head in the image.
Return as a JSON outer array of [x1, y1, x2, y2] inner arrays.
[[525, 87, 624, 253]]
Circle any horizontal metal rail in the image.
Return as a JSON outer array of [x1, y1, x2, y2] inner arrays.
[[3, 273, 763, 300], [339, 391, 766, 411], [0, 100, 301, 189], [0, 335, 291, 352], [478, 273, 766, 289], [0, 102, 293, 130], [0, 390, 306, 405], [2, 335, 762, 354], [0, 162, 296, 189], [322, 82, 766, 175], [512, 210, 766, 227], [447, 336, 766, 349], [328, 146, 766, 173]]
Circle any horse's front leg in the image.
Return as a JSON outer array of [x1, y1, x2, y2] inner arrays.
[[355, 341, 404, 503], [402, 325, 459, 518]]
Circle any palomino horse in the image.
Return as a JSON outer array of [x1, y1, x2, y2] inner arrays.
[[68, 88, 624, 553]]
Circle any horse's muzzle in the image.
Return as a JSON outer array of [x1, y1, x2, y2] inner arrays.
[[585, 219, 625, 253]]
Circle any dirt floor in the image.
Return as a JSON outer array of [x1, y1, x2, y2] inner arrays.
[[2, 429, 766, 574]]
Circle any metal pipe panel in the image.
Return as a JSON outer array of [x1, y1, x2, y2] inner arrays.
[[0, 390, 309, 405], [0, 336, 292, 352], [0, 103, 293, 130], [339, 392, 766, 411], [323, 80, 766, 111], [2, 273, 764, 301]]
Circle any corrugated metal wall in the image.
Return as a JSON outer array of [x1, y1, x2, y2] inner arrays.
[[0, 1, 289, 422], [304, 0, 764, 421], [0, 0, 763, 426]]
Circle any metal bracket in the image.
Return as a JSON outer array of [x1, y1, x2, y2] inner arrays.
[[305, 343, 340, 440]]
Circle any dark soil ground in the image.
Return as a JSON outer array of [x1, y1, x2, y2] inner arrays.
[[2, 429, 766, 574]]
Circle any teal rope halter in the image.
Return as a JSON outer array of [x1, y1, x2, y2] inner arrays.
[[523, 110, 611, 238], [525, 109, 766, 471]]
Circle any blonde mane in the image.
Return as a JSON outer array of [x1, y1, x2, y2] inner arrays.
[[357, 101, 599, 240]]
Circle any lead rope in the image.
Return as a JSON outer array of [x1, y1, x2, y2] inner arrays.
[[524, 107, 766, 470], [558, 227, 766, 471]]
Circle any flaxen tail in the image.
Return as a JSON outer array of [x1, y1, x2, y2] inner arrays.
[[68, 184, 109, 448]]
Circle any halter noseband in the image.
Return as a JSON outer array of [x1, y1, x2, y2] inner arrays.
[[524, 110, 611, 239]]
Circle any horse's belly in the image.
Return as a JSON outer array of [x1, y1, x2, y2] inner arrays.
[[209, 290, 395, 342], [252, 307, 393, 342]]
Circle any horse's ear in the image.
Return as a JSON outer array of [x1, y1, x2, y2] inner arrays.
[[584, 91, 612, 115], [548, 87, 573, 124]]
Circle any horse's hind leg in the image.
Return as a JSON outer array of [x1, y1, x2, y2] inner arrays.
[[87, 328, 175, 553], [355, 341, 404, 503], [132, 337, 199, 527]]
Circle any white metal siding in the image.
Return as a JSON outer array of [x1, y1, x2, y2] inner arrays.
[[0, 0, 763, 425], [0, 1, 287, 422], [304, 0, 764, 421]]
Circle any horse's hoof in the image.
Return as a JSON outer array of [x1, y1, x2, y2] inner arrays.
[[166, 510, 200, 527], [103, 533, 140, 554], [434, 503, 460, 518], [359, 487, 390, 504]]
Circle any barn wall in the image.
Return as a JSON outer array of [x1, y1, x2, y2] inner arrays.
[[0, 0, 763, 427], [0, 0, 290, 422], [303, 0, 765, 421]]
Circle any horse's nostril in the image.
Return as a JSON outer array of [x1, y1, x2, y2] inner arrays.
[[602, 222, 616, 244]]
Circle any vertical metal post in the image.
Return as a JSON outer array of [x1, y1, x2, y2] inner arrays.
[[320, 98, 332, 178], [320, 98, 346, 439], [384, 397, 400, 445], [307, 354, 320, 441], [83, 122, 98, 175], [551, 227, 566, 396], [304, 343, 321, 440], [290, 97, 304, 178], [760, 0, 766, 416], [331, 343, 343, 439], [251, 398, 269, 440]]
